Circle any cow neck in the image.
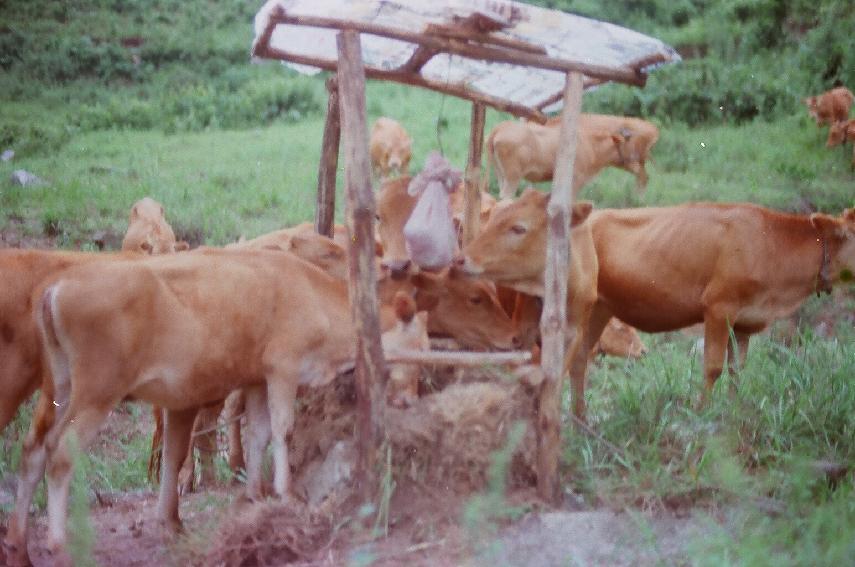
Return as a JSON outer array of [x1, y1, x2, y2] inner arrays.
[[816, 231, 833, 297]]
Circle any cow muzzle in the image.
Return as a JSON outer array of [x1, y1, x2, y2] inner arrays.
[[380, 258, 413, 280], [453, 254, 483, 276]]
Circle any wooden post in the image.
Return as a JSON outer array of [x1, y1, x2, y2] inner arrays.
[[462, 103, 486, 245], [337, 30, 387, 496], [537, 72, 584, 504], [315, 76, 340, 237]]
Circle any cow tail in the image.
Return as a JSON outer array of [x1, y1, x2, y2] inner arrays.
[[147, 407, 164, 484], [33, 285, 69, 439]]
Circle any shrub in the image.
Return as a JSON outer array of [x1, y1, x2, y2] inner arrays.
[[0, 121, 71, 157]]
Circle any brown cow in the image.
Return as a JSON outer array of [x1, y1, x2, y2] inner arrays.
[[805, 87, 854, 126], [0, 199, 183, 436], [486, 114, 659, 199], [461, 195, 855, 419], [4, 249, 390, 565], [370, 117, 412, 179], [826, 118, 855, 169], [456, 188, 598, 417], [121, 197, 188, 254], [585, 204, 855, 395], [155, 226, 518, 491]]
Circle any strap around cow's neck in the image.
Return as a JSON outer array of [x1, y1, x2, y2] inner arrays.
[[816, 233, 833, 297]]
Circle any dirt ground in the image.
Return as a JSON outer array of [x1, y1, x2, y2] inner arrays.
[[1, 481, 715, 566]]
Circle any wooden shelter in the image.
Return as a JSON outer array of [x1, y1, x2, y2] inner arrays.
[[251, 0, 678, 503]]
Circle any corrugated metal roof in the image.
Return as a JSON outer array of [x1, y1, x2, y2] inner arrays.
[[252, 0, 679, 118]]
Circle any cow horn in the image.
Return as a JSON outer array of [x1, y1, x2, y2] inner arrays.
[[618, 127, 632, 139]]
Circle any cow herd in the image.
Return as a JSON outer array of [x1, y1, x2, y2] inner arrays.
[[2, 97, 854, 564]]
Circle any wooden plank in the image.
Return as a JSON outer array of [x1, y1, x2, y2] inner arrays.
[[336, 30, 387, 495], [537, 71, 584, 504], [261, 9, 647, 86], [462, 102, 486, 245], [385, 349, 531, 367], [315, 76, 340, 237], [254, 44, 547, 123]]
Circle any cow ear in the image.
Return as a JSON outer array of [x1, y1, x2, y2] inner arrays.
[[129, 203, 140, 223], [175, 241, 190, 252], [843, 208, 855, 223], [571, 201, 594, 226], [410, 272, 439, 292], [810, 213, 843, 237]]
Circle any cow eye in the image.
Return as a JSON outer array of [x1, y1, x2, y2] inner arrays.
[[510, 224, 527, 235], [469, 295, 483, 305]]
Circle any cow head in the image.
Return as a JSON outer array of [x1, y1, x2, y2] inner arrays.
[[595, 319, 647, 359], [122, 197, 187, 255], [810, 208, 855, 286], [457, 188, 593, 286], [287, 234, 348, 280], [804, 96, 820, 122], [384, 139, 412, 178], [410, 268, 520, 351]]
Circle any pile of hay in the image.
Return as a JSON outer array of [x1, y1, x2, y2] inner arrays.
[[194, 502, 331, 567], [290, 366, 539, 498]]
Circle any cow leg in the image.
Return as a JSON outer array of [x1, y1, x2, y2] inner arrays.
[[493, 154, 517, 200], [196, 404, 221, 488], [44, 402, 113, 557], [243, 384, 271, 500], [223, 389, 246, 478], [702, 314, 731, 401], [266, 377, 299, 499], [0, 359, 39, 434], [156, 407, 198, 530], [565, 305, 613, 420], [179, 404, 221, 494], [635, 163, 649, 194], [4, 396, 54, 566]]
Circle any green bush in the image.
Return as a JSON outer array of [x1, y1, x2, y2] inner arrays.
[[0, 121, 71, 157], [586, 57, 799, 125]]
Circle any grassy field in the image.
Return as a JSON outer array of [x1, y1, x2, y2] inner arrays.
[[1, 0, 854, 564]]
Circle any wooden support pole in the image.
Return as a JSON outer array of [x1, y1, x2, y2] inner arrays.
[[462, 102, 486, 245], [315, 76, 340, 237], [337, 30, 387, 496], [537, 71, 584, 504]]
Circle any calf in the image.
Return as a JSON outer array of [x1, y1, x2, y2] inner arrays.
[[456, 188, 598, 417], [370, 117, 412, 179], [805, 86, 854, 126], [121, 197, 188, 254], [486, 114, 659, 199], [5, 249, 371, 565]]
